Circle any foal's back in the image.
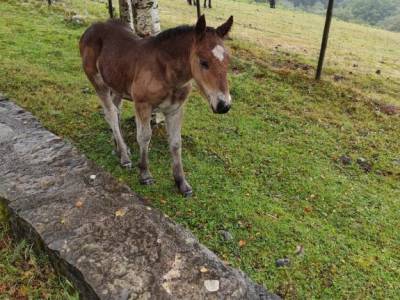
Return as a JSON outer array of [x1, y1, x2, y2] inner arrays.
[[79, 20, 143, 95]]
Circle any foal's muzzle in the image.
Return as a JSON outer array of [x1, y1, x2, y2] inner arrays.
[[214, 98, 231, 114]]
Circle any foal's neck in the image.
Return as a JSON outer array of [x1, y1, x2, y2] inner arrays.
[[151, 27, 195, 84]]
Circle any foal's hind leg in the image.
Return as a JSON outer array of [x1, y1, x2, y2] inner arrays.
[[135, 102, 154, 185], [95, 83, 132, 168], [111, 95, 132, 159]]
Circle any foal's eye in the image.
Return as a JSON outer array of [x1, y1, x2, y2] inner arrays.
[[199, 59, 209, 70]]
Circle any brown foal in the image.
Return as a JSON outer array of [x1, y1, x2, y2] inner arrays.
[[79, 15, 233, 196]]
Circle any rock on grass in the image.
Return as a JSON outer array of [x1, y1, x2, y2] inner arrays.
[[357, 158, 372, 173], [339, 155, 352, 165], [219, 230, 233, 241], [276, 258, 290, 267]]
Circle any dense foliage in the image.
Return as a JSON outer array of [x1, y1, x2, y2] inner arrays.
[[281, 0, 400, 32]]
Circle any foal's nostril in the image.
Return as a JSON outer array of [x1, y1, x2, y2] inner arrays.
[[216, 100, 231, 114]]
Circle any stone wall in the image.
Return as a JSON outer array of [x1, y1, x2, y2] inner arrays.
[[0, 95, 279, 300]]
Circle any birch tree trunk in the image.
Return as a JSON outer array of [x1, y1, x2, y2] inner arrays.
[[119, 0, 160, 36], [133, 0, 161, 36], [119, 0, 135, 32]]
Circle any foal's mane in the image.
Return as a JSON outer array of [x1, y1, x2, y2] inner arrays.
[[153, 25, 194, 43], [152, 25, 216, 44], [105, 19, 216, 45]]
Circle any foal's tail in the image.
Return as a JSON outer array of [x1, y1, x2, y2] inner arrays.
[[79, 24, 103, 78]]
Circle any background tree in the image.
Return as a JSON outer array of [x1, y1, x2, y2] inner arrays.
[[119, 0, 160, 36], [133, 0, 160, 36], [119, 0, 135, 31]]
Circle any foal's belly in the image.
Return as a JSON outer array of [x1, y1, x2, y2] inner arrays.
[[122, 93, 133, 101]]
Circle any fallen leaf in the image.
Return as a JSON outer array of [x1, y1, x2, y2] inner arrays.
[[239, 240, 246, 247], [304, 207, 313, 213], [295, 245, 304, 256], [75, 200, 83, 208], [200, 266, 208, 273], [22, 270, 33, 279], [115, 208, 127, 217]]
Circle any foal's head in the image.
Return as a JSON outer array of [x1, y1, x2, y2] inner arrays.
[[190, 15, 233, 114]]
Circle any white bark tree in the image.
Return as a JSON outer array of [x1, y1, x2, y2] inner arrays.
[[119, 0, 160, 36], [119, 0, 135, 32], [133, 0, 161, 36]]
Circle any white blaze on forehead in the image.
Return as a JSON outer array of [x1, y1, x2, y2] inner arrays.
[[212, 45, 225, 62]]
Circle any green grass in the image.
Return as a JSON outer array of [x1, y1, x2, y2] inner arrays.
[[0, 0, 399, 299], [0, 202, 77, 299]]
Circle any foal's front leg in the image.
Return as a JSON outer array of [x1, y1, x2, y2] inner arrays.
[[165, 108, 192, 197], [135, 102, 154, 185]]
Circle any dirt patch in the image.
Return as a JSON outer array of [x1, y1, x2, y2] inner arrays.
[[378, 103, 399, 116], [271, 59, 313, 73], [333, 74, 346, 82]]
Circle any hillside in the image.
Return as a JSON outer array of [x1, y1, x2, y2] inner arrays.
[[281, 0, 400, 32], [0, 0, 399, 298], [168, 0, 400, 102]]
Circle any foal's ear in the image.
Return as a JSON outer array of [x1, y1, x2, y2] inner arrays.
[[216, 16, 233, 39], [195, 15, 206, 39]]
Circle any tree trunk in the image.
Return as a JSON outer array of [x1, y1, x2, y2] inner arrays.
[[108, 0, 114, 18], [119, 0, 135, 32], [133, 0, 161, 36], [119, 1, 160, 36]]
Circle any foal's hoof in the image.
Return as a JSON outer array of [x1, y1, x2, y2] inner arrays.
[[176, 180, 193, 198], [182, 189, 193, 198], [120, 157, 132, 169], [140, 177, 155, 185], [121, 161, 132, 169]]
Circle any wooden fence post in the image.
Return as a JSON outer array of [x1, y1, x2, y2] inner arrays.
[[108, 0, 114, 18], [196, 0, 201, 19], [316, 0, 334, 80]]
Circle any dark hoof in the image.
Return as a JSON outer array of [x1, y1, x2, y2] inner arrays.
[[140, 177, 155, 185], [121, 161, 132, 169], [182, 189, 193, 198], [175, 179, 192, 197]]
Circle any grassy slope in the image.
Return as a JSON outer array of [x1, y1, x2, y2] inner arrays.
[[160, 0, 400, 104], [0, 0, 399, 298]]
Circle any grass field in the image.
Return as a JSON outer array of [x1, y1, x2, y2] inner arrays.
[[0, 204, 77, 298], [0, 0, 399, 298]]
